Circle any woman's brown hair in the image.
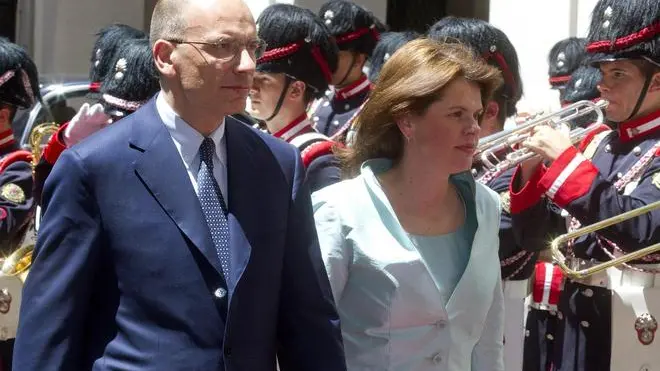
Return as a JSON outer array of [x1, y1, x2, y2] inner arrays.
[[337, 37, 503, 177]]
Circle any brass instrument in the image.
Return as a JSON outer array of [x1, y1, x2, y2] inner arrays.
[[475, 99, 609, 172], [551, 200, 660, 279]]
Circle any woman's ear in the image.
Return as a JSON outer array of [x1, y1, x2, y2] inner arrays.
[[395, 113, 414, 141]]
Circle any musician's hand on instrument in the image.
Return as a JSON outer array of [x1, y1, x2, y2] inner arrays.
[[63, 103, 112, 147], [523, 125, 573, 162]]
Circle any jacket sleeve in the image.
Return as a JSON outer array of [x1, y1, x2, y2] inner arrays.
[[0, 160, 34, 252], [486, 168, 539, 279], [33, 123, 68, 206], [13, 149, 102, 371], [523, 146, 660, 252], [508, 164, 568, 253], [276, 148, 347, 371], [306, 154, 342, 194]]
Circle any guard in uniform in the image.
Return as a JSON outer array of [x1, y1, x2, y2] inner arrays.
[[547, 37, 587, 101], [522, 63, 602, 371], [310, 0, 384, 140], [0, 37, 41, 371], [250, 4, 341, 192], [89, 24, 146, 88], [511, 0, 660, 369], [34, 38, 158, 205], [428, 17, 535, 371]]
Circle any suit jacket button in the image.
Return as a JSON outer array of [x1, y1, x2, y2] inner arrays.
[[214, 288, 227, 299]]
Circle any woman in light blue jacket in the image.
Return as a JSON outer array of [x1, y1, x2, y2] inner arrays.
[[313, 38, 505, 371]]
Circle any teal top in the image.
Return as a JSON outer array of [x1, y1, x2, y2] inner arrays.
[[369, 159, 478, 306]]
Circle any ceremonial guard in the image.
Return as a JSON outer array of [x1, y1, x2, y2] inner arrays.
[[547, 37, 587, 100], [310, 0, 384, 140], [250, 4, 341, 192], [34, 37, 158, 205], [0, 37, 41, 371], [511, 0, 660, 369], [429, 17, 538, 371], [523, 63, 602, 371], [89, 24, 146, 88]]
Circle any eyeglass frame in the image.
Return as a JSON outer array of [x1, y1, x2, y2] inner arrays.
[[164, 38, 268, 62]]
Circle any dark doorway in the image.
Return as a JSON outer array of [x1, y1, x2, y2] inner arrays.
[[386, 0, 447, 33], [0, 0, 17, 41], [386, 0, 489, 33]]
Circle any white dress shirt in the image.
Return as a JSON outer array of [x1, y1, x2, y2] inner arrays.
[[156, 93, 228, 201]]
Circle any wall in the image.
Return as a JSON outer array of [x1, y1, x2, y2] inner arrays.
[[30, 0, 146, 79], [489, 0, 599, 117]]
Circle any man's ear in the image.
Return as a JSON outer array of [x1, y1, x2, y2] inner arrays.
[[648, 70, 660, 93], [288, 80, 306, 101], [153, 40, 177, 78]]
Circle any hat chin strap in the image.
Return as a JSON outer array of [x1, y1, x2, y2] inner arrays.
[[264, 76, 293, 122], [335, 53, 357, 88], [623, 68, 654, 122]]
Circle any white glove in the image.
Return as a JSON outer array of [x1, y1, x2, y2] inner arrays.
[[63, 103, 111, 147]]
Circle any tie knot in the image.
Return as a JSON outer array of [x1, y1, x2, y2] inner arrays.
[[199, 137, 215, 165]]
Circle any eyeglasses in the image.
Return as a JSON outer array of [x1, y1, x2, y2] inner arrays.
[[165, 38, 267, 62]]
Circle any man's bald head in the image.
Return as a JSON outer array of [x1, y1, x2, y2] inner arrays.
[[150, 0, 188, 46]]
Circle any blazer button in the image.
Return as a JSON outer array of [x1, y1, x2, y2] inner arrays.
[[214, 287, 227, 299], [431, 352, 443, 364]]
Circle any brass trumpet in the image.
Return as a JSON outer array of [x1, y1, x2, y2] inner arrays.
[[551, 200, 660, 279], [475, 99, 609, 172]]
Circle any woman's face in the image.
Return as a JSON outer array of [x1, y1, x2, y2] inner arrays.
[[401, 77, 482, 174]]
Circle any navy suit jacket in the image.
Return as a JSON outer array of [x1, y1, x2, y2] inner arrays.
[[13, 98, 346, 371]]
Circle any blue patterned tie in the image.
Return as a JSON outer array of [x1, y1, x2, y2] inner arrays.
[[198, 137, 231, 277]]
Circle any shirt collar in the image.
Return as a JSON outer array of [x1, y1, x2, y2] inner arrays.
[[273, 113, 313, 142], [618, 108, 660, 143], [156, 92, 226, 166], [333, 74, 371, 102], [0, 128, 15, 152]]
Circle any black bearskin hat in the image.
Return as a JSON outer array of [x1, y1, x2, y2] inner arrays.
[[586, 0, 659, 65], [90, 24, 146, 83], [0, 37, 41, 109], [548, 37, 587, 89], [562, 66, 603, 128], [256, 4, 338, 98], [99, 38, 158, 119], [368, 31, 419, 82], [319, 0, 386, 56], [428, 17, 523, 120]]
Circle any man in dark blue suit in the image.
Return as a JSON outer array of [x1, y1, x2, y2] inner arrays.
[[12, 0, 346, 370]]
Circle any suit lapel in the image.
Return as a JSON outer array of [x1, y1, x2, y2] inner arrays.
[[130, 99, 224, 277], [224, 118, 260, 290]]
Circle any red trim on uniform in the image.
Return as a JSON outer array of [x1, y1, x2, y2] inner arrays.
[[335, 26, 380, 44], [618, 109, 660, 143], [532, 262, 563, 306], [0, 150, 32, 173], [89, 81, 101, 92], [0, 207, 6, 220], [257, 42, 303, 64], [509, 163, 547, 214], [586, 22, 660, 54], [538, 147, 599, 208], [549, 75, 570, 86], [576, 123, 611, 152], [301, 140, 335, 167], [273, 114, 310, 140], [483, 50, 517, 98], [43, 122, 68, 165], [0, 129, 15, 150], [335, 74, 370, 101]]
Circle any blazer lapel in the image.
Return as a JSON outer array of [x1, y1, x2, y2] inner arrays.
[[224, 118, 261, 290], [130, 99, 224, 277]]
